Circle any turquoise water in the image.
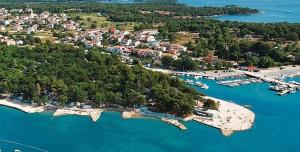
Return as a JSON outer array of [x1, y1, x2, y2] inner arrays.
[[1, 77, 300, 152], [178, 0, 300, 23]]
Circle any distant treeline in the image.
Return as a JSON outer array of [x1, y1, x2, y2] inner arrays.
[[0, 0, 176, 3], [0, 2, 258, 24]]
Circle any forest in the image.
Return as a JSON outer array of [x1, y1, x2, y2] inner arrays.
[[0, 43, 204, 116], [160, 19, 300, 67]]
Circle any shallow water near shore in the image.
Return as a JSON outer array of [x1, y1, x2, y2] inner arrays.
[[0, 77, 300, 152]]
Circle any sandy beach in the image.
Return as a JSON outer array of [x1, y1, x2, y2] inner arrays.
[[53, 107, 103, 122], [0, 99, 45, 113], [193, 96, 255, 136]]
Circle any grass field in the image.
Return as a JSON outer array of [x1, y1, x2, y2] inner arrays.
[[34, 30, 56, 43], [68, 13, 136, 31], [175, 32, 196, 45]]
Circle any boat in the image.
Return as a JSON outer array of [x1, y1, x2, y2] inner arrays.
[[243, 105, 252, 109], [269, 85, 281, 91], [205, 76, 215, 80], [289, 81, 300, 85], [194, 109, 213, 117], [289, 89, 296, 94], [14, 150, 21, 152], [277, 90, 289, 96], [195, 82, 209, 89]]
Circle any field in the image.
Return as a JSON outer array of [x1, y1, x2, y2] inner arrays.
[[34, 30, 57, 43], [175, 32, 197, 45], [68, 13, 136, 31]]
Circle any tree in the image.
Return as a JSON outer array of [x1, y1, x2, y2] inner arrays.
[[161, 56, 174, 68], [203, 99, 219, 110], [258, 56, 275, 68], [286, 32, 299, 41], [90, 23, 97, 29], [245, 55, 259, 66], [174, 56, 197, 71]]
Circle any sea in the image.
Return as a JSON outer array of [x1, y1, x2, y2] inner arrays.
[[178, 0, 300, 23], [1, 0, 300, 151], [0, 76, 300, 152]]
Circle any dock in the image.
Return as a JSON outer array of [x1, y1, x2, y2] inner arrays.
[[244, 71, 300, 95], [217, 78, 262, 87], [161, 118, 187, 130]]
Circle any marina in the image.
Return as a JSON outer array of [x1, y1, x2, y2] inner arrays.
[[175, 65, 300, 96]]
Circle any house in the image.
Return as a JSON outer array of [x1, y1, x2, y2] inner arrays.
[[161, 42, 187, 52], [0, 26, 5, 32], [121, 38, 132, 46], [63, 21, 77, 31], [134, 49, 155, 57], [132, 40, 141, 47], [85, 40, 102, 49], [141, 29, 159, 35], [204, 54, 218, 63], [16, 40, 24, 45], [108, 46, 132, 56], [27, 24, 38, 34], [2, 20, 10, 26], [40, 11, 50, 19], [170, 44, 187, 52], [4, 39, 16, 45], [161, 53, 178, 60], [13, 24, 23, 32]]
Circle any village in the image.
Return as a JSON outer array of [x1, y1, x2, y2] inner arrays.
[[0, 7, 194, 65]]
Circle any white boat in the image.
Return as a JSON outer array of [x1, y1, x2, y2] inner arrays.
[[277, 90, 289, 96], [289, 81, 300, 85], [201, 84, 209, 89], [14, 150, 21, 152], [205, 76, 215, 80], [270, 85, 281, 91], [289, 89, 296, 94], [195, 82, 209, 89]]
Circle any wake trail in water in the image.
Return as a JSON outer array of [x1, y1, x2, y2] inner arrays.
[[0, 138, 48, 152]]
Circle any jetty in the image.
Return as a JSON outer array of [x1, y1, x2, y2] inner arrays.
[[244, 71, 300, 95], [161, 118, 187, 130], [217, 78, 262, 87], [122, 110, 141, 119], [53, 108, 103, 122]]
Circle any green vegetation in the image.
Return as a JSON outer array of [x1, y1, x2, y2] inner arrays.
[[0, 44, 203, 116], [203, 99, 219, 110], [68, 13, 136, 30], [161, 19, 300, 68]]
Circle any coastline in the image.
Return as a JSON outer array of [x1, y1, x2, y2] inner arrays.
[[0, 99, 45, 113], [0, 95, 255, 136]]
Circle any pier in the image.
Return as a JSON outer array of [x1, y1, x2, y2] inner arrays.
[[244, 71, 300, 95], [217, 78, 263, 87]]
